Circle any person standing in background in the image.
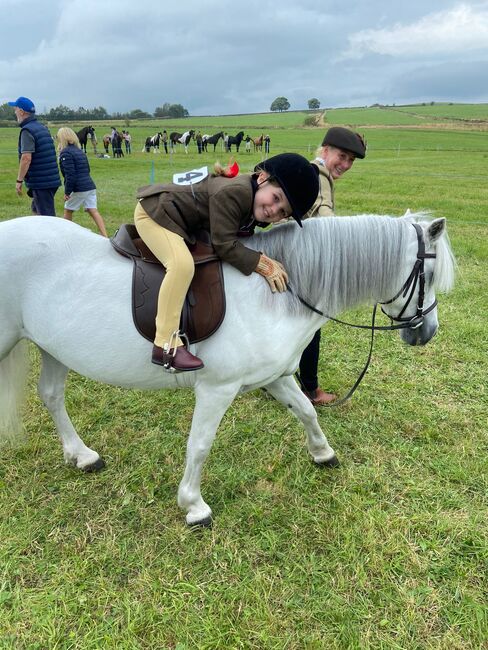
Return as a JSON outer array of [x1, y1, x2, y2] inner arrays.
[[57, 127, 108, 237], [123, 130, 132, 154], [299, 126, 366, 406], [196, 131, 203, 154], [9, 96, 61, 216], [162, 130, 168, 154]]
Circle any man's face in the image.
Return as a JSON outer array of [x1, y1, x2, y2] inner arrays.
[[13, 107, 28, 123]]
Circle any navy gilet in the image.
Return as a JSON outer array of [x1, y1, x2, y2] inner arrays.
[[18, 116, 61, 189]]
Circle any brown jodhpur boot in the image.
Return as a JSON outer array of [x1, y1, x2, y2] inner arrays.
[[152, 344, 204, 372]]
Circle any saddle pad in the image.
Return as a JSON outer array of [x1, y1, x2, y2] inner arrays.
[[111, 225, 226, 343]]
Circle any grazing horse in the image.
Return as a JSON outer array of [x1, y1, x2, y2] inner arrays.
[[111, 130, 124, 158], [226, 131, 245, 153], [143, 132, 163, 153], [202, 131, 224, 153], [169, 130, 195, 153], [76, 126, 96, 153], [102, 135, 111, 154], [253, 134, 264, 152], [0, 214, 455, 527]]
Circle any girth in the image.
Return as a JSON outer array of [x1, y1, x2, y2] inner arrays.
[[111, 224, 226, 343]]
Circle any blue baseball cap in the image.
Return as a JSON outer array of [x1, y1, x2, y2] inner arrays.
[[8, 96, 36, 113]]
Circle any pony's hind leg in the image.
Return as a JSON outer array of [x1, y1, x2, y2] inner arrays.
[[38, 348, 105, 471], [0, 340, 29, 442], [264, 375, 338, 467]]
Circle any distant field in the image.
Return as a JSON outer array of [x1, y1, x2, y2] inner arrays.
[[2, 102, 487, 132], [390, 102, 488, 121], [325, 106, 429, 126], [326, 103, 488, 127]]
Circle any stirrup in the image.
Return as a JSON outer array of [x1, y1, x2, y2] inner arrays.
[[161, 330, 190, 373]]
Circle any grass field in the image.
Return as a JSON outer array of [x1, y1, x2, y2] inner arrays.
[[0, 106, 487, 649]]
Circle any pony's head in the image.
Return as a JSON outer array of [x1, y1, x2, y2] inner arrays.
[[382, 217, 456, 346]]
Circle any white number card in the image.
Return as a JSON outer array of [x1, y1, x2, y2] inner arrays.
[[173, 166, 209, 186]]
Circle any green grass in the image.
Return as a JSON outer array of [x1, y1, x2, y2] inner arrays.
[[0, 108, 487, 648], [326, 103, 488, 126]]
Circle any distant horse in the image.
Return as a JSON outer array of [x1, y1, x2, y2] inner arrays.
[[112, 131, 124, 158], [102, 135, 111, 154], [170, 130, 195, 153], [0, 214, 455, 526], [253, 134, 264, 152], [202, 131, 224, 153], [143, 132, 163, 153], [76, 126, 96, 153], [227, 131, 245, 153]]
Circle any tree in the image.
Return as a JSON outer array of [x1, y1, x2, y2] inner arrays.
[[270, 97, 290, 112], [0, 102, 16, 121], [154, 103, 189, 118], [308, 98, 320, 110], [168, 103, 189, 118], [154, 103, 171, 118], [128, 108, 151, 119], [46, 104, 75, 120]]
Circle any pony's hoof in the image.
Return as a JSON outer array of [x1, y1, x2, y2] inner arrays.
[[82, 457, 106, 472], [314, 454, 340, 468], [187, 516, 213, 529]]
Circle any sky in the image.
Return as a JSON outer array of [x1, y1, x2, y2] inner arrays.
[[1, 0, 488, 116]]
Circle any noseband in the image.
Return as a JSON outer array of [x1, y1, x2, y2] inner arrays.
[[292, 222, 438, 406]]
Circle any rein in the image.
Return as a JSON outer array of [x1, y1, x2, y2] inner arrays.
[[292, 223, 437, 407]]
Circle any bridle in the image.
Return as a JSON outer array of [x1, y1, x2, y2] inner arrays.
[[292, 222, 438, 406], [379, 223, 437, 330]]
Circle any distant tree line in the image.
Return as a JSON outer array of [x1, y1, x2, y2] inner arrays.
[[0, 102, 190, 122]]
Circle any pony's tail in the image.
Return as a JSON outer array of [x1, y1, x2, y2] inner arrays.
[[0, 341, 29, 443]]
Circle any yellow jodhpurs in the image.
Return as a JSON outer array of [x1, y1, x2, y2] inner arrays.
[[134, 202, 194, 348]]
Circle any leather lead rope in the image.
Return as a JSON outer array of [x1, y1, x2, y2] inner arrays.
[[289, 222, 437, 407], [295, 303, 379, 408]]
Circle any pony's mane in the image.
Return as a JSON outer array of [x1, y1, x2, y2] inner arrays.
[[245, 214, 455, 316]]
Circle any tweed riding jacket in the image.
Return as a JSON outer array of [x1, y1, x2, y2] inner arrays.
[[137, 174, 262, 276]]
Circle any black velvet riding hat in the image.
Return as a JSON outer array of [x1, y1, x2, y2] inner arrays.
[[255, 153, 319, 226], [322, 127, 366, 159]]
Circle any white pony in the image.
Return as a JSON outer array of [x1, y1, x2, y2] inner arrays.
[[0, 214, 455, 526]]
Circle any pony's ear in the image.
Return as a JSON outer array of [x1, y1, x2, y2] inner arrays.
[[427, 217, 446, 243]]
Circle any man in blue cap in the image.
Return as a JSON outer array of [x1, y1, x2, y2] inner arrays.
[[9, 96, 61, 216]]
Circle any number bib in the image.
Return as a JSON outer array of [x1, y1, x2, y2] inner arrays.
[[173, 166, 209, 186]]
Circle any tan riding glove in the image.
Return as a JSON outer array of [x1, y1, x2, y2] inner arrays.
[[255, 254, 289, 293]]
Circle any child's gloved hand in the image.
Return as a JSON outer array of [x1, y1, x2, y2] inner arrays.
[[255, 254, 289, 293]]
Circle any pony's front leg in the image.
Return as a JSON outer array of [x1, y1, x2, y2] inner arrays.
[[178, 382, 239, 527], [264, 375, 338, 467], [38, 349, 105, 471]]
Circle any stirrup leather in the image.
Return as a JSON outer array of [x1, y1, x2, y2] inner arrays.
[[161, 330, 189, 372]]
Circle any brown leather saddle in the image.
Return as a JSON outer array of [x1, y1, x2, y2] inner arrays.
[[111, 224, 225, 343]]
